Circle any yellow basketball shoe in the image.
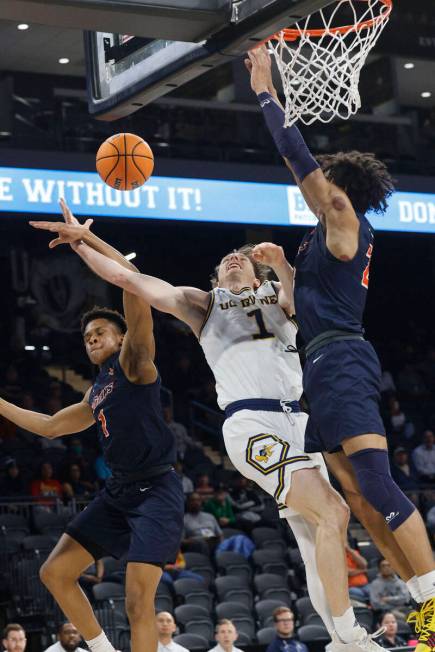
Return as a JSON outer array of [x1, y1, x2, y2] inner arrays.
[[408, 598, 435, 652]]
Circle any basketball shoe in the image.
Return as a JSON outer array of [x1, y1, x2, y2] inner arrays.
[[327, 627, 385, 652], [407, 598, 435, 652]]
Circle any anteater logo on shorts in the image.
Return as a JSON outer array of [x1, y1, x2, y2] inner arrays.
[[246, 433, 311, 503]]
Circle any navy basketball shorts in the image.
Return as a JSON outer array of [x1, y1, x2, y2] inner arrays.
[[66, 468, 184, 565], [303, 339, 386, 454]]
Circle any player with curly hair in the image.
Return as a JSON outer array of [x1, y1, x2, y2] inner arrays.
[[246, 45, 435, 652]]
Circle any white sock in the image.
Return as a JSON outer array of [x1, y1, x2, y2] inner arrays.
[[85, 631, 116, 652], [418, 570, 435, 602], [407, 575, 424, 603], [332, 607, 359, 643]]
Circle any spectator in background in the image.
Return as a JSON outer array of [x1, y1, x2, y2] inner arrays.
[[391, 447, 420, 504], [266, 607, 308, 652], [162, 404, 202, 461], [183, 492, 222, 555], [230, 475, 264, 527], [369, 559, 410, 618], [31, 462, 63, 501], [174, 461, 193, 495], [0, 459, 27, 497], [387, 399, 415, 442], [412, 430, 435, 482], [204, 489, 236, 527], [62, 464, 96, 500], [161, 550, 204, 586], [195, 474, 215, 498], [380, 370, 396, 397], [65, 438, 96, 482], [2, 624, 26, 652], [397, 363, 427, 398], [42, 622, 87, 652], [40, 397, 66, 451], [156, 612, 189, 652], [208, 620, 243, 652], [376, 612, 407, 649], [346, 543, 370, 603]]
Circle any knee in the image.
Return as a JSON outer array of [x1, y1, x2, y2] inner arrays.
[[40, 559, 62, 588], [125, 586, 155, 623], [319, 493, 350, 533]]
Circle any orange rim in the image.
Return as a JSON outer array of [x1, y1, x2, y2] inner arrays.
[[269, 0, 392, 42]]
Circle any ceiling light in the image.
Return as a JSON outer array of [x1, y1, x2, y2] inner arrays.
[[0, 131, 11, 137], [17, 23, 29, 30], [42, 345, 50, 351], [58, 57, 70, 65], [25, 345, 35, 351], [125, 252, 137, 261], [403, 62, 414, 70], [421, 91, 432, 99]]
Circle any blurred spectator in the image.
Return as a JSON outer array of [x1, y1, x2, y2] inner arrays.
[[377, 612, 407, 649], [0, 365, 24, 403], [163, 404, 202, 461], [412, 431, 435, 482], [369, 559, 410, 618], [0, 459, 27, 497], [62, 464, 96, 499], [346, 543, 370, 603], [65, 439, 96, 481], [156, 612, 189, 652], [230, 476, 264, 526], [79, 561, 104, 602], [426, 501, 435, 532], [42, 622, 87, 652], [161, 550, 204, 586], [40, 398, 67, 451], [387, 399, 414, 441], [391, 447, 420, 503], [204, 489, 236, 527], [174, 461, 193, 495], [208, 620, 243, 652], [195, 474, 215, 498], [266, 607, 308, 652], [183, 492, 222, 555], [2, 624, 26, 652], [380, 370, 396, 396], [30, 462, 63, 501]]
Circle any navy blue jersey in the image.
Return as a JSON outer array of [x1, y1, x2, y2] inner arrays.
[[294, 213, 374, 343], [89, 352, 176, 479]]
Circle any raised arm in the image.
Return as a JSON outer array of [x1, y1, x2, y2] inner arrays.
[[0, 390, 95, 439], [252, 242, 295, 316], [72, 241, 209, 338], [246, 47, 359, 261]]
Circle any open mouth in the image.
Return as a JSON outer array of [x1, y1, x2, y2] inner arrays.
[[227, 262, 241, 271]]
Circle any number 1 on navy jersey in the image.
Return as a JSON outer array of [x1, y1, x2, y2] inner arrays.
[[98, 409, 110, 438], [247, 309, 274, 340]]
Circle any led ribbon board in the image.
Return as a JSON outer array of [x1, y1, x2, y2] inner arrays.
[[0, 167, 434, 234]]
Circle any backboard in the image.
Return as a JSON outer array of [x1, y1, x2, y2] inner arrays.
[[84, 0, 334, 121]]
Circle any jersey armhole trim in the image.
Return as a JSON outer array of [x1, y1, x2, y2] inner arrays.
[[198, 291, 215, 340]]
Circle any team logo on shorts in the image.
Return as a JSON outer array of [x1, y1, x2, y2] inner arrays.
[[246, 433, 311, 503]]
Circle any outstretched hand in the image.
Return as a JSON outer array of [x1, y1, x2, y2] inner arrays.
[[29, 199, 93, 248], [252, 242, 287, 269], [244, 45, 275, 96]]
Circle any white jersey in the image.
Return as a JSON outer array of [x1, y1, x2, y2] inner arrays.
[[199, 281, 303, 409]]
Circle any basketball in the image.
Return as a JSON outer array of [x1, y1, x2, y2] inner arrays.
[[96, 133, 154, 191]]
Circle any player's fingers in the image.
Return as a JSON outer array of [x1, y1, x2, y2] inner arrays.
[[49, 237, 62, 248], [29, 221, 58, 231], [244, 59, 252, 73], [84, 219, 94, 229]]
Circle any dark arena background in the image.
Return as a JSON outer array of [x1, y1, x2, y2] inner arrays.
[[0, 1, 435, 651]]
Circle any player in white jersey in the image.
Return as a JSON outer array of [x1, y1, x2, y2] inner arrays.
[[32, 213, 385, 652]]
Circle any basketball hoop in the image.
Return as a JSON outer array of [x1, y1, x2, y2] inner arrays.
[[265, 0, 392, 126]]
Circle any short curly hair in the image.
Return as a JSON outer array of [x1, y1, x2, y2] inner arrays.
[[210, 244, 270, 288], [317, 151, 395, 215], [80, 306, 127, 336]]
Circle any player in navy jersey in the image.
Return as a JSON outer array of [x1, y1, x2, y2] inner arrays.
[[0, 199, 184, 652], [245, 46, 435, 652]]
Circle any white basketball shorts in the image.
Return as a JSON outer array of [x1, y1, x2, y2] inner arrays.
[[223, 409, 328, 518]]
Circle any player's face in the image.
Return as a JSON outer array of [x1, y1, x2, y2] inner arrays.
[[217, 252, 259, 289], [156, 612, 176, 636], [83, 318, 124, 365], [3, 631, 26, 652], [216, 624, 237, 647]]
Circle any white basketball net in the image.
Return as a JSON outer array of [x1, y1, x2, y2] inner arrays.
[[268, 0, 392, 126]]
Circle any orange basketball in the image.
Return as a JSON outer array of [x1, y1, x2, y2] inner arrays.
[[96, 133, 154, 191]]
